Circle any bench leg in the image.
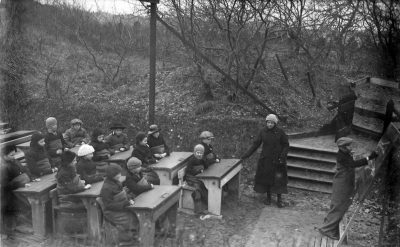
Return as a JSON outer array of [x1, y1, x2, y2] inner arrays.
[[227, 172, 241, 201], [81, 198, 101, 241], [166, 202, 178, 234], [136, 212, 155, 247], [27, 196, 48, 237], [202, 182, 222, 216]]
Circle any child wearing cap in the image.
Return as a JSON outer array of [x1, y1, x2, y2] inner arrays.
[[90, 128, 113, 175], [76, 144, 104, 184], [64, 119, 90, 148], [105, 122, 130, 153], [44, 117, 68, 168], [124, 157, 153, 198], [56, 151, 91, 209], [100, 164, 138, 246], [199, 131, 220, 166], [184, 144, 210, 214], [147, 124, 170, 159], [25, 132, 54, 178], [131, 132, 160, 185]]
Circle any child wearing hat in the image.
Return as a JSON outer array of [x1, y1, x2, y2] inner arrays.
[[76, 144, 104, 184], [90, 128, 113, 175], [199, 131, 220, 166], [147, 124, 170, 159], [1, 145, 32, 237], [131, 132, 160, 185], [100, 164, 138, 246], [25, 132, 54, 178], [124, 157, 153, 198], [56, 151, 91, 209], [184, 144, 210, 214], [44, 117, 68, 168], [105, 122, 130, 153], [64, 119, 90, 148]]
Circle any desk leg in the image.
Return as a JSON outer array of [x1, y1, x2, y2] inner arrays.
[[203, 181, 222, 216], [166, 202, 178, 234], [81, 198, 101, 241], [136, 211, 155, 247], [27, 196, 48, 237], [228, 172, 241, 201]]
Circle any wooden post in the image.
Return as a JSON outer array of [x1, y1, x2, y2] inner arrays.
[[148, 1, 157, 125], [275, 54, 289, 84]]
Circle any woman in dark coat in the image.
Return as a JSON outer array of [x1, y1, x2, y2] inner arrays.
[[318, 137, 378, 240], [241, 114, 289, 207]]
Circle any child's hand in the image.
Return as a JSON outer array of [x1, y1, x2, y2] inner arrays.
[[64, 147, 69, 151], [25, 183, 31, 187], [56, 149, 62, 155], [161, 153, 167, 158], [33, 178, 41, 182], [52, 167, 58, 173], [216, 158, 220, 163], [84, 184, 91, 189], [129, 199, 135, 206], [150, 184, 154, 189], [120, 147, 126, 152]]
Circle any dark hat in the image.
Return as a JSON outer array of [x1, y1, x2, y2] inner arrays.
[[71, 119, 83, 125], [110, 122, 125, 130], [92, 128, 104, 139], [135, 131, 147, 144], [127, 157, 142, 170], [61, 150, 76, 166], [106, 164, 122, 179], [30, 132, 44, 148], [148, 124, 161, 135]]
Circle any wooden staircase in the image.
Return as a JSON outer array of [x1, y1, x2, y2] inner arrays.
[[287, 77, 399, 194]]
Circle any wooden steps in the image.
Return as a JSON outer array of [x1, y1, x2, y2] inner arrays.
[[369, 77, 399, 89]]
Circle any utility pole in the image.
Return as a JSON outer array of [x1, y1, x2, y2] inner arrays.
[[141, 0, 159, 125]]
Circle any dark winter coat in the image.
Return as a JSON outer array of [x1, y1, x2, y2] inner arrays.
[[25, 134, 52, 178], [184, 156, 208, 206], [64, 127, 90, 148], [76, 158, 103, 184], [200, 142, 218, 166], [242, 126, 289, 194], [124, 171, 152, 197], [147, 134, 170, 155], [56, 163, 86, 209], [44, 131, 67, 158], [105, 133, 130, 153], [100, 177, 130, 211], [90, 140, 112, 161], [131, 144, 157, 166]]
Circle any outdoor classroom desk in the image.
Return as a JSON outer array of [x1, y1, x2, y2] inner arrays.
[[107, 146, 134, 163], [67, 180, 104, 240], [128, 185, 181, 247], [13, 173, 57, 237], [150, 152, 192, 185], [196, 158, 242, 216]]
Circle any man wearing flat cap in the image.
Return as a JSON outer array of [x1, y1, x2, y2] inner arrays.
[[318, 137, 378, 240]]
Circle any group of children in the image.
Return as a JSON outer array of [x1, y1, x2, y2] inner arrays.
[[1, 117, 220, 245]]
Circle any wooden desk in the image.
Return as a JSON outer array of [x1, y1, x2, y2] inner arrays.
[[68, 180, 104, 240], [0, 130, 35, 148], [13, 173, 57, 236], [128, 185, 181, 247], [196, 159, 242, 216], [151, 152, 192, 185], [107, 146, 134, 163]]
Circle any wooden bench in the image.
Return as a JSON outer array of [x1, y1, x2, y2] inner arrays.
[[195, 159, 242, 217], [13, 173, 57, 237], [150, 152, 192, 185]]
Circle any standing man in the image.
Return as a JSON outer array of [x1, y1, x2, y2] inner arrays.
[[241, 114, 289, 208], [318, 137, 378, 240]]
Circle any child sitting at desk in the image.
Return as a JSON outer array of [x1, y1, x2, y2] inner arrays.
[[100, 164, 137, 246], [105, 122, 130, 153], [44, 117, 68, 168], [56, 151, 91, 210], [184, 144, 209, 214], [1, 145, 31, 238], [90, 128, 112, 175], [76, 144, 103, 184], [147, 124, 170, 159], [25, 132, 55, 178], [199, 131, 220, 166], [131, 132, 160, 185], [124, 157, 153, 198], [63, 119, 90, 148]]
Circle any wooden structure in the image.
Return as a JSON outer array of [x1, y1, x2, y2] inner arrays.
[[150, 151, 192, 185], [195, 159, 242, 216], [13, 173, 57, 237]]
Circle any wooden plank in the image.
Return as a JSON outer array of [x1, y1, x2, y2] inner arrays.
[[130, 185, 181, 210], [352, 112, 384, 135], [288, 178, 332, 193], [195, 159, 241, 179], [0, 130, 35, 143], [287, 169, 333, 184], [0, 135, 33, 148], [14, 173, 56, 195], [369, 77, 399, 89], [286, 159, 336, 174], [151, 152, 192, 171]]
